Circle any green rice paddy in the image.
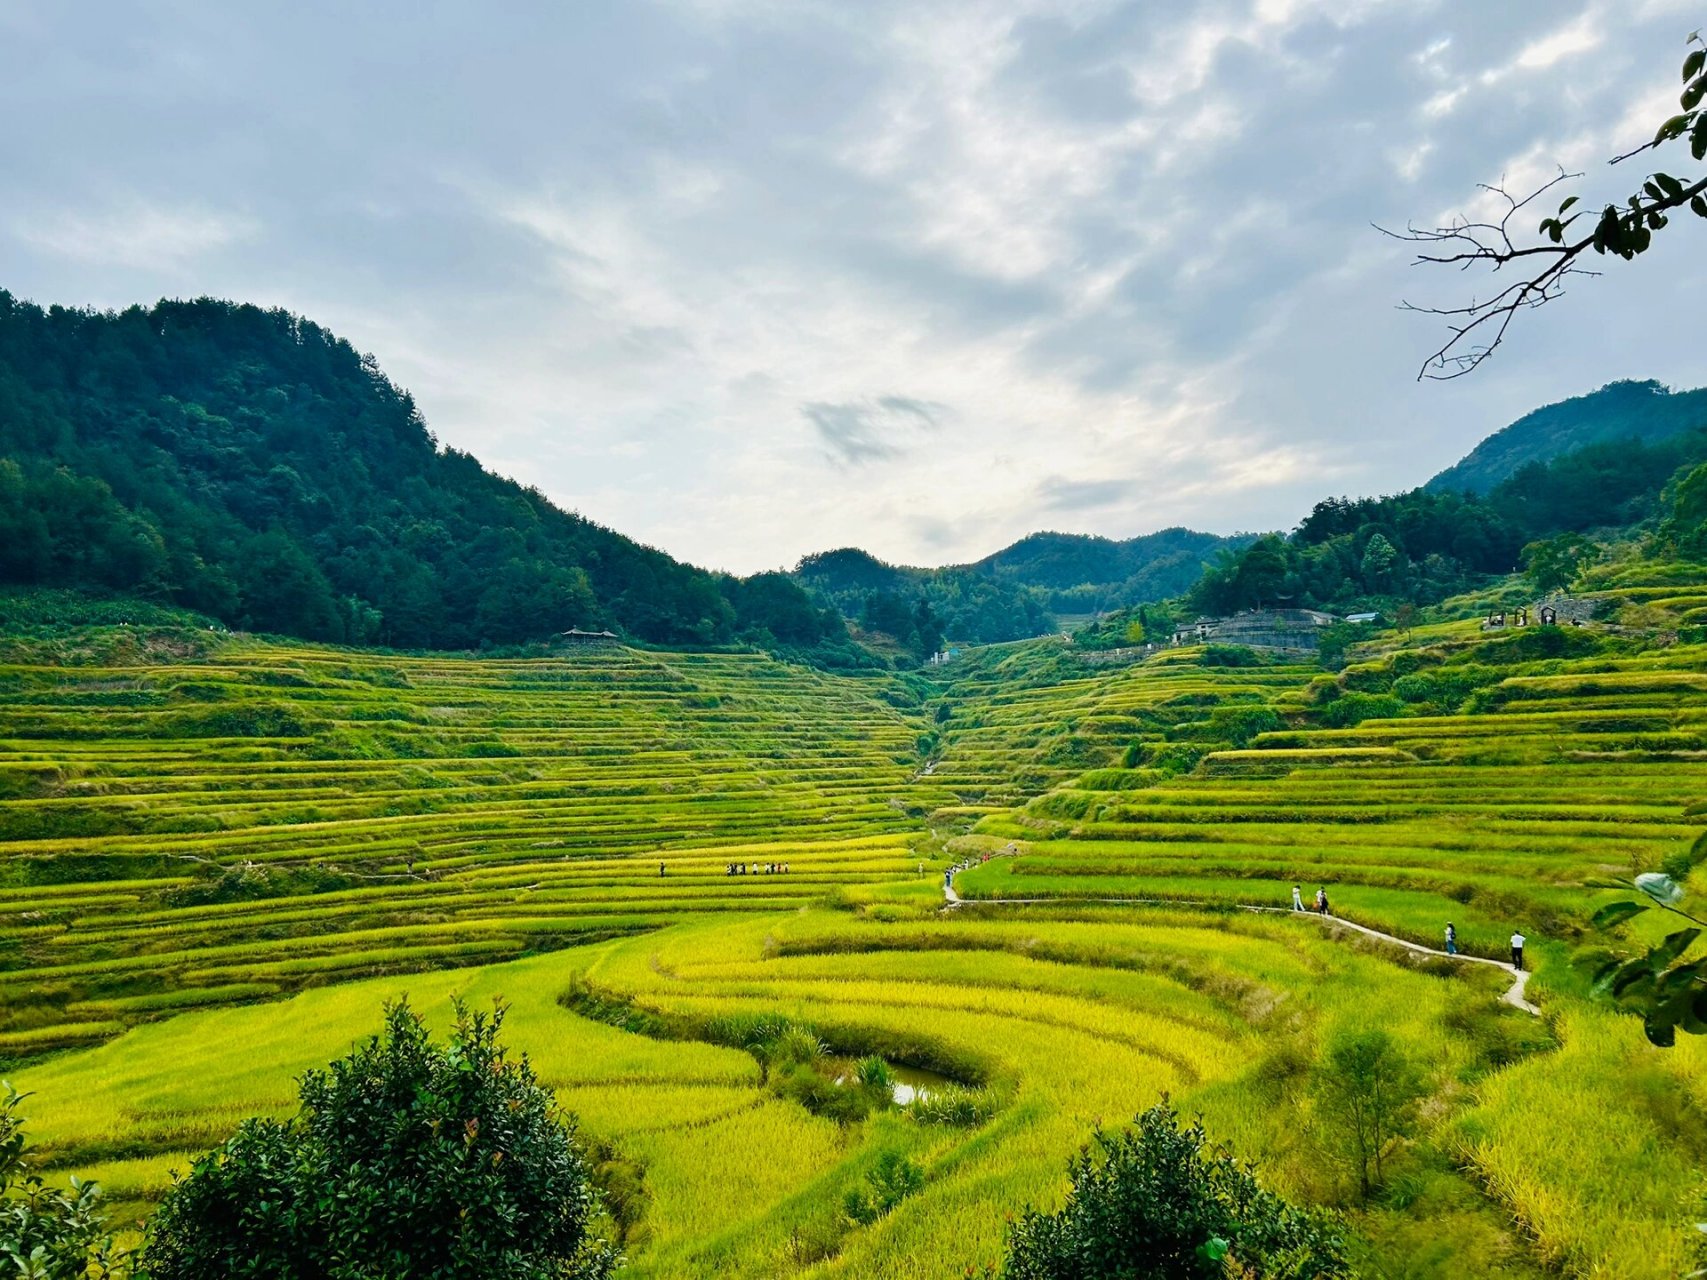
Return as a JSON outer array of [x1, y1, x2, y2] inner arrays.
[[3, 581, 1706, 1278]]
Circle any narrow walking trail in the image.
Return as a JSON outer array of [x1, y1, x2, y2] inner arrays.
[[941, 872, 1539, 1015]]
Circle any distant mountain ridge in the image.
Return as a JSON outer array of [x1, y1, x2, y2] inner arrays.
[[970, 528, 1240, 592], [1427, 379, 1707, 494], [795, 528, 1247, 643]]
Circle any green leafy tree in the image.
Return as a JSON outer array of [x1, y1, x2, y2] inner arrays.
[[1234, 535, 1289, 609], [1359, 533, 1398, 593], [1312, 1030, 1424, 1200], [1659, 460, 1707, 558], [138, 1001, 617, 1280], [1520, 532, 1594, 594], [910, 597, 945, 660], [0, 1086, 118, 1280], [1396, 32, 1707, 377], [1315, 622, 1366, 671], [233, 530, 346, 642], [1001, 1102, 1349, 1279], [861, 591, 915, 640]]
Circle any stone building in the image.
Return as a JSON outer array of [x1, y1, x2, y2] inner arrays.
[[1172, 608, 1337, 652]]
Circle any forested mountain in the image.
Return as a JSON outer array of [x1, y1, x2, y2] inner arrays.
[[1186, 426, 1707, 617], [968, 528, 1242, 606], [0, 293, 847, 654], [12, 289, 1701, 663], [795, 528, 1242, 645], [1427, 379, 1707, 494]]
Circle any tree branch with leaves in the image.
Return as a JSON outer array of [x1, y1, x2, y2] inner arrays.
[[1389, 31, 1707, 380], [1582, 867, 1707, 1047]]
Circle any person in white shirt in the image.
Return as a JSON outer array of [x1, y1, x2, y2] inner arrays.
[[1510, 930, 1526, 970], [1292, 885, 1304, 912]]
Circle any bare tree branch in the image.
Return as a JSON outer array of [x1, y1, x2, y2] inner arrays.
[[1381, 169, 1707, 380], [1387, 32, 1707, 380]]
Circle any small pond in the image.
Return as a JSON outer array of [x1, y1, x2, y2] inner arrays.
[[827, 1057, 958, 1105]]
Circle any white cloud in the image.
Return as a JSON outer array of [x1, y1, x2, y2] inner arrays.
[[1510, 13, 1602, 72], [2, 0, 1703, 573], [11, 201, 257, 270]]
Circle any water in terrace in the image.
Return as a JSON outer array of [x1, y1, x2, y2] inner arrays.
[[827, 1058, 956, 1104]]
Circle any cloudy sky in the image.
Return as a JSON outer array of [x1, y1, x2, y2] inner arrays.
[[3, 1, 1703, 573]]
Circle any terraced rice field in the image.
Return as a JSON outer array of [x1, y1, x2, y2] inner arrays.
[[4, 584, 1707, 1278], [7, 899, 1550, 1277], [0, 635, 959, 1051], [956, 637, 1707, 959]]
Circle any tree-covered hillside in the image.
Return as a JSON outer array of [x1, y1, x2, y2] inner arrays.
[[795, 528, 1242, 645], [0, 293, 845, 654], [1426, 379, 1707, 494], [970, 528, 1242, 608], [1183, 426, 1707, 619]]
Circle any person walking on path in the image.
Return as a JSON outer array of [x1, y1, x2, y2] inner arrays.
[[1510, 930, 1526, 971], [1315, 887, 1330, 916], [1445, 923, 1457, 956], [1292, 884, 1304, 912]]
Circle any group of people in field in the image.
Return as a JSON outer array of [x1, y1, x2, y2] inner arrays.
[[1445, 921, 1527, 969], [1292, 884, 1527, 970], [725, 861, 790, 875], [1291, 883, 1332, 916]]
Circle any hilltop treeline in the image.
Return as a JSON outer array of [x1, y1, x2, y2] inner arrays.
[[1189, 427, 1707, 616], [1426, 379, 1707, 493], [794, 528, 1239, 645], [0, 293, 845, 653]]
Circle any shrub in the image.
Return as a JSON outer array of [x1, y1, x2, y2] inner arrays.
[[844, 1151, 925, 1226], [1338, 663, 1392, 694], [764, 1025, 827, 1073], [1148, 744, 1210, 776], [908, 1085, 999, 1127], [0, 1086, 116, 1280], [160, 862, 355, 908], [1312, 1029, 1424, 1201], [1207, 706, 1284, 748], [137, 1000, 616, 1280], [853, 1056, 893, 1090], [1200, 644, 1260, 668], [1319, 692, 1405, 729], [1001, 1102, 1349, 1280], [776, 1064, 872, 1124], [1390, 666, 1494, 709]]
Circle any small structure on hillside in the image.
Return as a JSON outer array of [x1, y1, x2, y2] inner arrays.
[[1344, 611, 1381, 625], [558, 628, 619, 645], [1172, 617, 1222, 645], [1532, 595, 1595, 627], [1483, 606, 1531, 630], [1171, 608, 1337, 653]]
